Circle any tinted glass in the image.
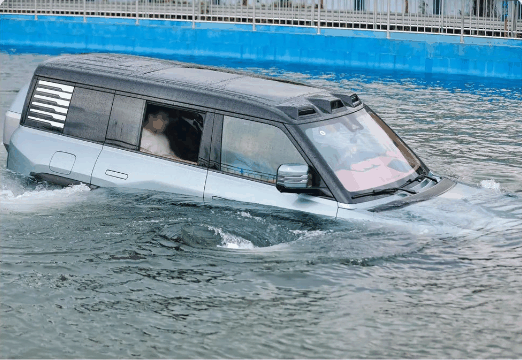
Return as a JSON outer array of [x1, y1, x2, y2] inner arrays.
[[301, 107, 422, 192], [64, 87, 114, 143], [139, 103, 205, 164], [221, 116, 305, 183], [106, 95, 145, 150]]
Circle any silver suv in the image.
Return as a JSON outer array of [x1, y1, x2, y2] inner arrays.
[[3, 53, 464, 218]]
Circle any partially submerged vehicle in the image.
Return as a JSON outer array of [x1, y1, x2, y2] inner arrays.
[[3, 53, 460, 218]]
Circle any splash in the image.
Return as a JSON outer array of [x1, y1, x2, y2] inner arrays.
[[480, 179, 501, 192], [290, 229, 331, 238], [0, 183, 91, 212], [209, 226, 255, 249], [237, 211, 264, 222]]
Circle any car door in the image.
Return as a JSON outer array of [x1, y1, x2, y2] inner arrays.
[[90, 96, 212, 198], [203, 114, 339, 217]]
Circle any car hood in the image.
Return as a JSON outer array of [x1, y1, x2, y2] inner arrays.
[[368, 178, 457, 212]]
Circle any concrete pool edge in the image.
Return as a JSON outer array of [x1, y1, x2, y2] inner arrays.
[[1, 14, 521, 80]]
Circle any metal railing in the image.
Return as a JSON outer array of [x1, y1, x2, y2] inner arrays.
[[1, 0, 521, 38]]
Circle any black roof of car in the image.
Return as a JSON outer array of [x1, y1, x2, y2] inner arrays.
[[34, 53, 362, 124]]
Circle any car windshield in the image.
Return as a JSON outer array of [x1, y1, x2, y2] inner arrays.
[[301, 106, 422, 192]]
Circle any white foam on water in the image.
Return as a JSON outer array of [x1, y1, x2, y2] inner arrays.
[[290, 229, 331, 238], [480, 179, 501, 192], [239, 211, 252, 218], [0, 183, 91, 212], [136, 219, 162, 223], [237, 211, 264, 222], [208, 225, 255, 249]]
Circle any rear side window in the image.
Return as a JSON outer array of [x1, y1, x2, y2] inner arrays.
[[220, 116, 306, 183], [63, 87, 114, 143], [25, 79, 74, 133], [139, 103, 205, 164]]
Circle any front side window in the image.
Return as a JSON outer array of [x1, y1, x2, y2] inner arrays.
[[139, 104, 205, 164], [221, 116, 306, 183], [301, 106, 422, 192]]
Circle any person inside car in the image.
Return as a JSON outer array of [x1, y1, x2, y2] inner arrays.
[[140, 111, 179, 160]]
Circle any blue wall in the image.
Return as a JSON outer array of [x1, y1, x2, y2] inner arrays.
[[1, 14, 521, 79]]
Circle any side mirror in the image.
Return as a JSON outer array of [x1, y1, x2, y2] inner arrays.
[[276, 164, 311, 193]]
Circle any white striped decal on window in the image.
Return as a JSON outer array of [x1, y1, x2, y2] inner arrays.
[[28, 80, 74, 130]]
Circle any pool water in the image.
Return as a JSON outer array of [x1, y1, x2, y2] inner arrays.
[[1, 51, 521, 358]]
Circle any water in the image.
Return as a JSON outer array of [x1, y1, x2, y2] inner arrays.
[[1, 51, 522, 358]]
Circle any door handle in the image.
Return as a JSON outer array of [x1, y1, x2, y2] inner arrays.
[[105, 169, 128, 180]]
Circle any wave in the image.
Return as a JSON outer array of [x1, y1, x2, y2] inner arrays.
[[479, 179, 501, 192], [0, 183, 91, 212]]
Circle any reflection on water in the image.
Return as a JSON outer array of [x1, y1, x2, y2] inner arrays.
[[1, 51, 522, 358]]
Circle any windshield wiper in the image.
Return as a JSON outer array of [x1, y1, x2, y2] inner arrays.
[[351, 187, 417, 199], [403, 173, 439, 187], [423, 174, 439, 183], [351, 172, 439, 200]]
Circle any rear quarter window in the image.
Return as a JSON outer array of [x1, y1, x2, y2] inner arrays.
[[24, 78, 115, 144], [63, 87, 114, 143], [25, 79, 75, 133]]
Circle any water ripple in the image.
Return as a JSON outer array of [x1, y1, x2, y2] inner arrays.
[[1, 52, 521, 358]]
